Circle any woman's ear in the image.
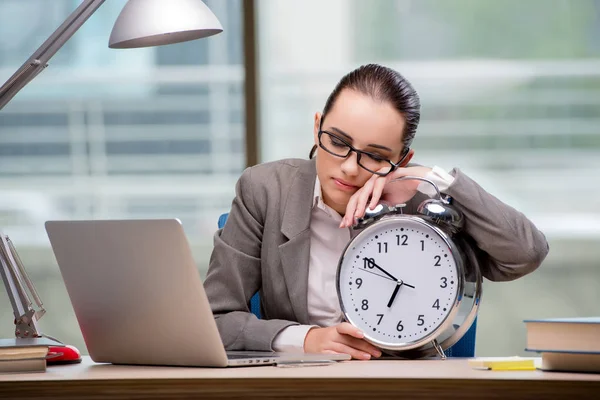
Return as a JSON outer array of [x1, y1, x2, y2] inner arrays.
[[313, 112, 322, 145], [399, 149, 414, 167]]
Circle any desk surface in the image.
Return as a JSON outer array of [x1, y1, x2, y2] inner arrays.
[[1, 356, 599, 399]]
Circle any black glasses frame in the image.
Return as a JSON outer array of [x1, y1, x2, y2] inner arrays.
[[317, 130, 410, 177]]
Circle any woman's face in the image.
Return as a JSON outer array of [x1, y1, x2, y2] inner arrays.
[[313, 89, 411, 216]]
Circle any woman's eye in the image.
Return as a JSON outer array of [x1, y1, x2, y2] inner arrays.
[[367, 153, 386, 162], [330, 137, 347, 147]]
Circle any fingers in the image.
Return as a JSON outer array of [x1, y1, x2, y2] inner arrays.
[[341, 176, 379, 228], [304, 325, 382, 360], [306, 324, 382, 360], [343, 337, 382, 359], [329, 342, 373, 360], [368, 175, 390, 210], [336, 322, 364, 338], [322, 349, 344, 355], [367, 167, 394, 210], [353, 177, 377, 219], [341, 167, 430, 229], [341, 189, 360, 228], [336, 323, 382, 359]]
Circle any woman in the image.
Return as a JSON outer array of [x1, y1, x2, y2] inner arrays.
[[204, 64, 549, 360]]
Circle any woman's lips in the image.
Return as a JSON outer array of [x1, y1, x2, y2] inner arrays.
[[333, 178, 359, 191]]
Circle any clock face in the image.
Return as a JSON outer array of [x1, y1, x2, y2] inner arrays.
[[337, 216, 460, 349]]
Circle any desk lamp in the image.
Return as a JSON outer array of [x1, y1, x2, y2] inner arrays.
[[0, 0, 223, 109], [0, 0, 222, 362]]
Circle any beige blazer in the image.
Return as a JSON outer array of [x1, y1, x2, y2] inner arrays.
[[204, 158, 549, 351]]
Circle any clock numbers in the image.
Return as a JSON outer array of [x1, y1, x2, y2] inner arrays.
[[361, 299, 369, 310], [339, 217, 460, 347], [440, 277, 448, 288], [396, 234, 408, 246]]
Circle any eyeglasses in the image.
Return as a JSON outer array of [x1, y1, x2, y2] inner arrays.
[[317, 130, 410, 177]]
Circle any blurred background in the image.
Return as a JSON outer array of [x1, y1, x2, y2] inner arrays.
[[1, 0, 599, 357]]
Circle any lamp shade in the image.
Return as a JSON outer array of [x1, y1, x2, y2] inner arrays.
[[108, 0, 223, 49]]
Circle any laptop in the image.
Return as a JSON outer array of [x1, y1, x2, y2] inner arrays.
[[45, 218, 350, 367]]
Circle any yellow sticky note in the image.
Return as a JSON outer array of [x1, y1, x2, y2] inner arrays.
[[468, 357, 537, 371]]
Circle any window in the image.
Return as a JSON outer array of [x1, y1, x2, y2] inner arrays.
[[0, 0, 244, 349], [257, 0, 600, 356]]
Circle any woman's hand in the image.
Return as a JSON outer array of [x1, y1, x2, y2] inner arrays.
[[340, 166, 432, 228], [303, 322, 382, 360]]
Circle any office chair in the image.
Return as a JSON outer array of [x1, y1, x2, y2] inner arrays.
[[217, 212, 477, 357], [217, 213, 262, 318]]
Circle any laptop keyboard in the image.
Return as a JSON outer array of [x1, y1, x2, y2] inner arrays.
[[227, 354, 274, 360]]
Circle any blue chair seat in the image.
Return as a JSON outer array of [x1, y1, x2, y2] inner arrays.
[[217, 212, 476, 357]]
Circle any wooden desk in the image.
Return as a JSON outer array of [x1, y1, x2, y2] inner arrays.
[[1, 356, 599, 399]]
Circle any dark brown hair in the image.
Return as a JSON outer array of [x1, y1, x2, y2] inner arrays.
[[310, 63, 420, 158]]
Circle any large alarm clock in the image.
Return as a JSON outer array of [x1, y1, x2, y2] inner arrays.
[[336, 176, 482, 359]]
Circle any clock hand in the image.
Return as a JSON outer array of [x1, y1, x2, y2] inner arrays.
[[361, 258, 417, 288], [360, 268, 396, 282], [362, 258, 398, 281], [387, 280, 403, 308]]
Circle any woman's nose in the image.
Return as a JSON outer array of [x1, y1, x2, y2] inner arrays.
[[340, 151, 360, 176]]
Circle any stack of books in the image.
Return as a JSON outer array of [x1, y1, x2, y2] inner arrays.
[[524, 317, 600, 373], [0, 337, 64, 374], [0, 343, 48, 374]]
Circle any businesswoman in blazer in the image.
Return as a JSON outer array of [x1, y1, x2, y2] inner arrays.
[[204, 64, 549, 360]]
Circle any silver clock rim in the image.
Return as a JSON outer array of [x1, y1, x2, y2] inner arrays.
[[336, 215, 468, 351]]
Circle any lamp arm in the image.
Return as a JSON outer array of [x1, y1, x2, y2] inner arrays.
[[0, 231, 46, 338], [0, 0, 106, 110]]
